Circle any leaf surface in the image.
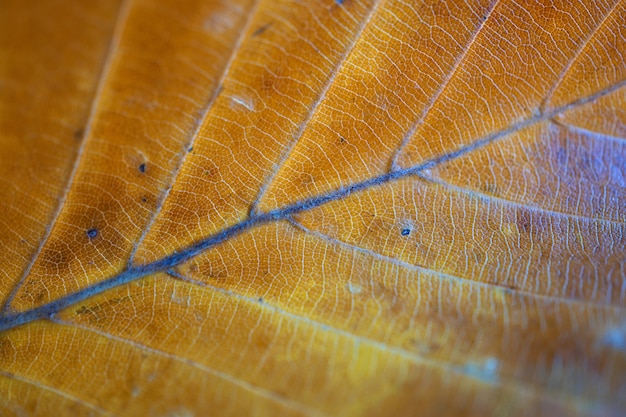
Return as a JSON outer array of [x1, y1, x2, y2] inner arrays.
[[1, 0, 625, 416]]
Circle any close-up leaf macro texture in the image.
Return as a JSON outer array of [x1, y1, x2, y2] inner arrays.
[[0, 0, 625, 415]]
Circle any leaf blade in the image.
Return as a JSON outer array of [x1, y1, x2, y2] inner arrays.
[[1, 0, 626, 415]]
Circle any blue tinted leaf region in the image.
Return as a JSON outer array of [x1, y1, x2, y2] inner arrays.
[[0, 78, 623, 332]]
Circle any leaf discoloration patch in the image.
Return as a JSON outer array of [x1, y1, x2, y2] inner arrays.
[[1, 0, 625, 415]]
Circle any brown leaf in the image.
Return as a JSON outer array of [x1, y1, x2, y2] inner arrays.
[[1, 0, 625, 415]]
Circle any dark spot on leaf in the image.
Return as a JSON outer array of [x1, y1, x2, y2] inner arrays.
[[138, 163, 146, 173], [75, 306, 90, 315], [201, 160, 221, 182], [258, 297, 264, 303], [22, 279, 48, 305], [401, 228, 411, 236], [44, 248, 65, 265], [87, 228, 98, 239], [187, 146, 193, 152], [141, 197, 148, 203], [73, 128, 84, 141], [339, 136, 346, 144], [252, 22, 272, 37], [37, 242, 72, 286], [108, 297, 127, 305], [75, 304, 105, 322]]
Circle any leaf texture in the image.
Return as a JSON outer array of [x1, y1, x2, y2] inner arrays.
[[0, 0, 625, 416]]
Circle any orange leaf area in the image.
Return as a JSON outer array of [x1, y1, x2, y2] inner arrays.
[[1, 0, 625, 415]]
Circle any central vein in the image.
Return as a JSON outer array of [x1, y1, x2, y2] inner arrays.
[[0, 78, 623, 333]]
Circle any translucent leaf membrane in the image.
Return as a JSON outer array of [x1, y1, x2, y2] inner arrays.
[[295, 176, 626, 305], [172, 221, 626, 403], [0, 373, 104, 417], [397, 0, 623, 169], [427, 122, 626, 223], [8, 0, 255, 313], [556, 86, 626, 139], [133, 0, 379, 264], [15, 274, 613, 416], [0, 319, 308, 417], [254, 0, 498, 211], [1, 0, 626, 415], [0, 0, 123, 307], [545, 1, 626, 111]]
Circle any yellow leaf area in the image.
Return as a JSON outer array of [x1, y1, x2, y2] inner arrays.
[[1, 0, 625, 416]]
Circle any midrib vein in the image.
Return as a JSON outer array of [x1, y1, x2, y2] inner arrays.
[[0, 78, 624, 333]]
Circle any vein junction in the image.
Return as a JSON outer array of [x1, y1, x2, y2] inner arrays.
[[0, 79, 623, 333]]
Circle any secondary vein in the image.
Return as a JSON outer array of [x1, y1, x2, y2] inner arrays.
[[0, 78, 623, 333]]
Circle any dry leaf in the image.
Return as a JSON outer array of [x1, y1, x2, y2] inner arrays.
[[1, 0, 625, 415]]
